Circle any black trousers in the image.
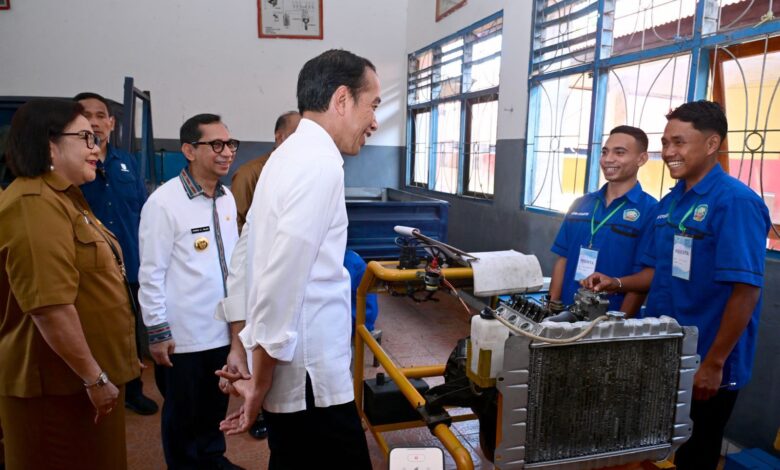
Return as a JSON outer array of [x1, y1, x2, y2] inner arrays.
[[126, 282, 146, 399], [154, 346, 230, 470], [264, 375, 372, 470], [675, 388, 740, 470]]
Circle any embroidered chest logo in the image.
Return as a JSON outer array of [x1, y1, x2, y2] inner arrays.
[[120, 163, 129, 172], [693, 204, 708, 222], [623, 208, 640, 222]]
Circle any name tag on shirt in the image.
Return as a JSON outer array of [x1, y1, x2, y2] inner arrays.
[[672, 234, 693, 280], [191, 226, 210, 234], [575, 247, 598, 281]]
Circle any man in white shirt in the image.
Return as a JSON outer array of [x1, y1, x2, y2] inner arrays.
[[219, 49, 380, 469], [139, 114, 242, 470]]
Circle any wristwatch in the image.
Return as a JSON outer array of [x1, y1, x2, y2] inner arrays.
[[84, 371, 109, 389]]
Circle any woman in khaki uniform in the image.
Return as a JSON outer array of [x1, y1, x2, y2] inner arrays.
[[0, 99, 139, 470]]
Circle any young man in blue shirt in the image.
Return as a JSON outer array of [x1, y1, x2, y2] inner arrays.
[[76, 92, 158, 416], [585, 101, 771, 470], [549, 125, 657, 316]]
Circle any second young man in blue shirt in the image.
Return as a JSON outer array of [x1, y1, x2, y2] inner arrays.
[[550, 125, 658, 315]]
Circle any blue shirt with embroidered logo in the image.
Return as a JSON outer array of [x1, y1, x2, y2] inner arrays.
[[80, 144, 147, 283], [552, 182, 658, 311], [641, 164, 770, 389]]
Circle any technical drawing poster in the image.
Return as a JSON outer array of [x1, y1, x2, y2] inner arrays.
[[258, 0, 323, 39]]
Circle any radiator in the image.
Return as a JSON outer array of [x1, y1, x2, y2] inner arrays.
[[494, 315, 698, 469]]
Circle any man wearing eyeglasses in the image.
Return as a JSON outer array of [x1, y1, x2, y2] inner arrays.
[[138, 114, 242, 470], [75, 92, 158, 417]]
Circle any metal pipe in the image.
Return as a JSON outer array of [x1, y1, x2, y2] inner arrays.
[[354, 260, 476, 469], [399, 365, 446, 378]]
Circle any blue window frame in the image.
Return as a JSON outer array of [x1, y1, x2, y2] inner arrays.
[[407, 12, 503, 198], [525, 0, 780, 250]]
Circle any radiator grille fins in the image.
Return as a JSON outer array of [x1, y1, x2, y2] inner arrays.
[[525, 338, 680, 463]]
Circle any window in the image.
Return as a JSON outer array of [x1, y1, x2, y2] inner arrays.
[[526, 0, 780, 250], [407, 13, 502, 198]]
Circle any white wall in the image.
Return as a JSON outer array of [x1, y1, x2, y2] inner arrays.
[[405, 0, 533, 140], [0, 0, 408, 145]]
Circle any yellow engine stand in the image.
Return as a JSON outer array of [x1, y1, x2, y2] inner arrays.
[[354, 260, 476, 469], [353, 260, 675, 470]]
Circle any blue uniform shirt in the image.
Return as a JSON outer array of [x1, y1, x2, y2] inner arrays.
[[80, 144, 147, 283], [642, 164, 770, 389], [344, 250, 379, 333], [552, 182, 658, 311]]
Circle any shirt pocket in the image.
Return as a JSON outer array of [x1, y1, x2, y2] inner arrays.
[[74, 220, 111, 271], [609, 223, 640, 238], [114, 170, 143, 205]]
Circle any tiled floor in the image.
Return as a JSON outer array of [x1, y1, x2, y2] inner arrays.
[[126, 289, 489, 469]]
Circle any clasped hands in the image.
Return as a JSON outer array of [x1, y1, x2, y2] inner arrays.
[[215, 350, 267, 436]]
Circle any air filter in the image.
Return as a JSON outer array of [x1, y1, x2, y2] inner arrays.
[[494, 315, 698, 469]]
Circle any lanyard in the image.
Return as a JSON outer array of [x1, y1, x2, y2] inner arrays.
[[668, 196, 700, 234], [589, 199, 626, 248]]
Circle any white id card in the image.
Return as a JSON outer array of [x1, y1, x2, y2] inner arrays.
[[575, 247, 599, 281], [672, 234, 693, 280]]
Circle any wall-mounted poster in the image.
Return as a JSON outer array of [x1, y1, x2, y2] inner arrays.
[[436, 0, 466, 22], [258, 0, 323, 40], [0, 0, 10, 11]]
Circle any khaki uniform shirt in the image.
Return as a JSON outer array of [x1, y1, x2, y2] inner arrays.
[[0, 172, 138, 397], [231, 151, 272, 233]]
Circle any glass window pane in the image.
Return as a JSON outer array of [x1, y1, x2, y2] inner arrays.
[[717, 0, 780, 32], [409, 50, 434, 105], [440, 57, 463, 80], [532, 0, 599, 73], [613, 0, 696, 55], [469, 56, 501, 92], [412, 111, 431, 185], [526, 73, 592, 211], [714, 43, 780, 249], [439, 77, 462, 98], [434, 101, 461, 194], [467, 99, 498, 196], [602, 54, 690, 199], [473, 34, 502, 61]]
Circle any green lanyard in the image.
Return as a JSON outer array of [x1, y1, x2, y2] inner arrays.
[[668, 196, 700, 234], [589, 199, 626, 248]]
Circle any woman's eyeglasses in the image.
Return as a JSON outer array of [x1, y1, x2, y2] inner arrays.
[[57, 131, 101, 149]]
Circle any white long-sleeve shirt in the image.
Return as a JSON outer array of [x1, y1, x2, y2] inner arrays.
[[139, 169, 239, 353], [240, 118, 353, 413]]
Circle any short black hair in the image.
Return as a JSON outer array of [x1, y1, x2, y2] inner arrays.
[[6, 99, 83, 177], [666, 100, 727, 140], [297, 49, 376, 114], [73, 92, 114, 117], [609, 125, 649, 153], [180, 114, 222, 145], [274, 111, 300, 133]]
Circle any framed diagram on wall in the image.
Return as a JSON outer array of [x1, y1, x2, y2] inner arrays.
[[436, 0, 466, 22], [258, 0, 323, 40], [0, 0, 10, 11]]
